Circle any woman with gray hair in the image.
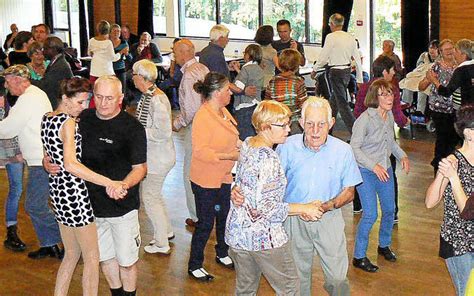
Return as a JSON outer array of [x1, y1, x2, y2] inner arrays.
[[132, 59, 176, 254]]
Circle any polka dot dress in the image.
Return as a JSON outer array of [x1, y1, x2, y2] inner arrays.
[[41, 113, 94, 227]]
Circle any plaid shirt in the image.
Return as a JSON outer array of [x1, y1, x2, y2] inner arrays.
[[265, 74, 307, 121]]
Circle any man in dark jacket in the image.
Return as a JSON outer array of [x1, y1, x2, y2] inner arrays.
[[31, 36, 73, 109]]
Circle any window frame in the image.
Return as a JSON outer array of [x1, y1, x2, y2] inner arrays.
[[176, 0, 324, 45]]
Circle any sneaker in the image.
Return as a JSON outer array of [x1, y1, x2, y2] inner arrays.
[[215, 256, 234, 269], [144, 244, 171, 255]]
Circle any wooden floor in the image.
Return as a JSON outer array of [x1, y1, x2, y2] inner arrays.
[[0, 119, 456, 296]]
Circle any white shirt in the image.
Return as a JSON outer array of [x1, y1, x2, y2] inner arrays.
[[0, 85, 52, 166], [88, 38, 121, 77], [314, 30, 363, 83]]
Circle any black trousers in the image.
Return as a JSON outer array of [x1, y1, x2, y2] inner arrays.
[[188, 182, 231, 270]]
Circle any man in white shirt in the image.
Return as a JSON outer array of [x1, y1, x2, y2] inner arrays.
[[314, 13, 362, 134], [0, 65, 62, 259]]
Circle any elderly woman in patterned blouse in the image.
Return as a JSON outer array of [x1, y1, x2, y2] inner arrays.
[[225, 100, 323, 295], [132, 59, 176, 254]]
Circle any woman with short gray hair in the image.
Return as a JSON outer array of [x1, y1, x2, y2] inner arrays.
[[132, 59, 176, 254]]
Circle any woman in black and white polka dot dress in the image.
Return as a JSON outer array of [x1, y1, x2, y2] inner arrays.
[[41, 77, 125, 296]]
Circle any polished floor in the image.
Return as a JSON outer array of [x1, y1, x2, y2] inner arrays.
[[0, 120, 456, 295]]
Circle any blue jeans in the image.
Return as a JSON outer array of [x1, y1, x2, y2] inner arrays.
[[446, 252, 474, 296], [188, 182, 231, 270], [25, 166, 61, 247], [5, 162, 24, 226], [354, 167, 395, 259]]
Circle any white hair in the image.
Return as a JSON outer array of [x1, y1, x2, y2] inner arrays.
[[301, 96, 332, 123], [209, 24, 229, 42], [329, 13, 344, 27], [132, 59, 157, 82]]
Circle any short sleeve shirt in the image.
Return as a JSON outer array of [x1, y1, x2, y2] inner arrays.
[[79, 109, 147, 218], [276, 134, 362, 203]]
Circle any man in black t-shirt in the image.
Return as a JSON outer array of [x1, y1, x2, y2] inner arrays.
[[83, 76, 147, 296], [272, 19, 306, 74], [44, 75, 147, 296]]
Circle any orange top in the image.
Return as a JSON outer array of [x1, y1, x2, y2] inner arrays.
[[190, 102, 239, 188]]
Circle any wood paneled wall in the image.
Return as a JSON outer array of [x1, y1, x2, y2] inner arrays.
[[439, 0, 474, 42], [121, 1, 140, 34], [92, 0, 118, 34]]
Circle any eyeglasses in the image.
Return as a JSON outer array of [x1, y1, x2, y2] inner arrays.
[[271, 122, 290, 129]]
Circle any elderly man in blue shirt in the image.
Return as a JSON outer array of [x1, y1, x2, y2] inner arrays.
[[232, 96, 362, 296], [199, 24, 231, 79]]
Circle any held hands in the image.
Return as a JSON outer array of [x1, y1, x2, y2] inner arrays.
[[438, 156, 458, 179], [426, 69, 438, 84], [120, 47, 129, 55], [228, 61, 240, 72], [106, 181, 129, 200], [299, 201, 323, 222], [373, 164, 390, 182]]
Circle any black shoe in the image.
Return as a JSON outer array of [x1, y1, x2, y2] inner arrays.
[[188, 268, 214, 281], [28, 245, 64, 259], [215, 256, 234, 269], [377, 246, 397, 262], [353, 257, 379, 272], [4, 225, 26, 252]]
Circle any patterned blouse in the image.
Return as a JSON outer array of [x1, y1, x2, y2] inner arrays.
[[439, 150, 474, 259], [225, 140, 290, 251], [428, 60, 456, 114]]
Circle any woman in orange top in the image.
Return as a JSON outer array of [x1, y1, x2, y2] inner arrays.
[[188, 72, 240, 281]]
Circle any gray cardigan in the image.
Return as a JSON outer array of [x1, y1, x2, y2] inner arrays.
[[233, 62, 264, 110], [350, 108, 407, 170]]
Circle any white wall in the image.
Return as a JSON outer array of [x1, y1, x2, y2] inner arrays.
[[0, 0, 44, 46]]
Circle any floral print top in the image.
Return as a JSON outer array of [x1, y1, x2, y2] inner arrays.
[[429, 60, 456, 114], [225, 139, 290, 251]]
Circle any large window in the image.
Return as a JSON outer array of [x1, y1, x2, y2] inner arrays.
[[179, 0, 216, 38], [52, 0, 81, 49], [153, 0, 167, 34], [374, 0, 401, 54], [220, 0, 258, 39], [178, 0, 325, 43]]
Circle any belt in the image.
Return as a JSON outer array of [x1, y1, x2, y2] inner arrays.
[[328, 63, 351, 68]]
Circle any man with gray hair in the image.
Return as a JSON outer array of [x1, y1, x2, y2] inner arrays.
[[313, 13, 362, 134], [427, 38, 474, 105], [199, 24, 231, 78], [31, 36, 73, 109], [0, 65, 62, 259], [232, 96, 362, 295]]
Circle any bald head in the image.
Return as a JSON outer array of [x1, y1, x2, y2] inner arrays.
[[174, 39, 196, 66]]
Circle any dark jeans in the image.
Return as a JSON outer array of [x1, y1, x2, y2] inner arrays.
[[188, 182, 231, 270], [353, 155, 399, 218], [430, 111, 460, 171], [234, 105, 257, 141], [328, 68, 355, 133], [114, 68, 127, 107]]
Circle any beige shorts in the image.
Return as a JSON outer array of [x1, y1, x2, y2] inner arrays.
[[96, 210, 141, 267]]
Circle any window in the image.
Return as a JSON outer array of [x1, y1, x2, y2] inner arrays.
[[153, 0, 167, 34], [263, 0, 306, 42], [52, 0, 81, 49], [307, 0, 324, 43], [179, 0, 216, 38], [219, 0, 258, 39], [374, 0, 401, 54], [178, 0, 325, 43]]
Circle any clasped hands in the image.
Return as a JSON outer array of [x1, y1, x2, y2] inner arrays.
[[438, 155, 458, 180], [230, 186, 323, 222]]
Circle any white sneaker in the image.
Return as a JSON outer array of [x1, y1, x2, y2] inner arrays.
[[216, 256, 234, 268], [144, 244, 171, 254]]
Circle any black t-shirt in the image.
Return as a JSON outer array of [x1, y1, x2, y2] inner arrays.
[[8, 51, 30, 65], [79, 109, 147, 218]]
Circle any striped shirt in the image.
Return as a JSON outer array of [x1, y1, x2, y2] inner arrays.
[[264, 74, 307, 121], [136, 85, 156, 127]]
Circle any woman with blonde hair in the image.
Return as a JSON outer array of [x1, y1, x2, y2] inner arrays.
[[226, 100, 322, 295]]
